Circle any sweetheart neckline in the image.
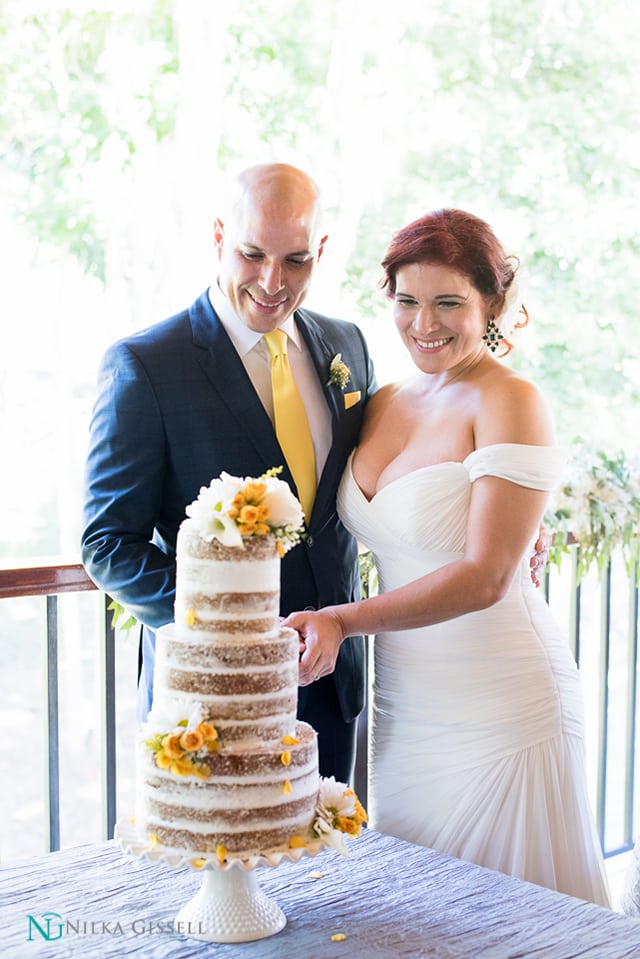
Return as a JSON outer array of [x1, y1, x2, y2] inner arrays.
[[348, 457, 467, 504], [347, 442, 562, 505]]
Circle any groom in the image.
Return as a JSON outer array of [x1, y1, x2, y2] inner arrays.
[[81, 163, 377, 783]]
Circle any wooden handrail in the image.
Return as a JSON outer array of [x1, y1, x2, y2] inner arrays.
[[0, 564, 97, 599]]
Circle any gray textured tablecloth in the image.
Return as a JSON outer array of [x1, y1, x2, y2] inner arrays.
[[2, 830, 639, 958]]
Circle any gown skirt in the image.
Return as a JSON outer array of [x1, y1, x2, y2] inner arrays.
[[338, 444, 610, 907]]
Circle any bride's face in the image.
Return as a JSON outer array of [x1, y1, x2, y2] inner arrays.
[[392, 262, 492, 373]]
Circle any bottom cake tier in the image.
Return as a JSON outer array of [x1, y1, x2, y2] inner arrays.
[[136, 720, 319, 859]]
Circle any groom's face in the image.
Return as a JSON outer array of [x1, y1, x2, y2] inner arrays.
[[214, 190, 327, 334]]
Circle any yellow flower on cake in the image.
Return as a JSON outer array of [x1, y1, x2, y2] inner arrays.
[[155, 752, 173, 770], [239, 504, 260, 524], [180, 729, 204, 752], [171, 757, 196, 776], [242, 480, 267, 502], [337, 816, 359, 835], [162, 733, 184, 759], [198, 722, 218, 743]]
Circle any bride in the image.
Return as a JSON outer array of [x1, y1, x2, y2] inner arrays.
[[285, 208, 610, 907]]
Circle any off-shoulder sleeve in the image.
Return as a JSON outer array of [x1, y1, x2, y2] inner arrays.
[[463, 444, 567, 491]]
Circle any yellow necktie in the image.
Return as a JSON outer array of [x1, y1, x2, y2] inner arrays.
[[263, 329, 316, 521]]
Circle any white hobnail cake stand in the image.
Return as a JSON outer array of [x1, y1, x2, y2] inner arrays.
[[114, 819, 326, 943]]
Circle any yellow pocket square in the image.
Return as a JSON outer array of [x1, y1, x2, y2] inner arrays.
[[344, 390, 361, 410]]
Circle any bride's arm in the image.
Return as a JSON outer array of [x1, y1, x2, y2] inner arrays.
[[286, 375, 556, 685], [287, 476, 550, 684]]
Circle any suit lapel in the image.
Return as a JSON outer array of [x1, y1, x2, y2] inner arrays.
[[295, 312, 341, 420], [189, 293, 284, 470], [295, 311, 351, 523]]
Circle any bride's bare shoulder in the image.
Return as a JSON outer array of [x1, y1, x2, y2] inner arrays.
[[477, 368, 555, 445]]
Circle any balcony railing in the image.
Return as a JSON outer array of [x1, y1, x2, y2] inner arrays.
[[0, 551, 638, 861], [0, 564, 117, 853], [543, 552, 639, 857]]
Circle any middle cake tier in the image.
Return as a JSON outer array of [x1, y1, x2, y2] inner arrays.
[[152, 624, 300, 746]]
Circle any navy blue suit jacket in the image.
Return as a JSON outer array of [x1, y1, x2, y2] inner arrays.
[[82, 290, 377, 724]]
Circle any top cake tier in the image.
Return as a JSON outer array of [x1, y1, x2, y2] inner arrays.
[[175, 519, 280, 636]]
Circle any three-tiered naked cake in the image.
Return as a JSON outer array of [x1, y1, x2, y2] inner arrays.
[[135, 469, 366, 862]]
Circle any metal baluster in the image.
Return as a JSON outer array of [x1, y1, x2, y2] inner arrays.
[[569, 547, 582, 666], [624, 562, 639, 850], [44, 595, 60, 852], [100, 596, 117, 839], [596, 561, 612, 851]]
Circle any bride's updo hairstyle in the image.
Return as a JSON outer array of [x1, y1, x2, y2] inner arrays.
[[381, 208, 526, 354]]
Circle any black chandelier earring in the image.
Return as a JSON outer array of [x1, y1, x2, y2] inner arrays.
[[483, 317, 504, 353]]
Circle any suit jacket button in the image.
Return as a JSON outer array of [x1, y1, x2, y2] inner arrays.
[[306, 535, 314, 547]]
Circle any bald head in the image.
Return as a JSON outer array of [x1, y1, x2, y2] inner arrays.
[[228, 163, 324, 246], [214, 163, 328, 333]]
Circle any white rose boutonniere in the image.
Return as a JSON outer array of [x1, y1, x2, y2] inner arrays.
[[327, 353, 351, 390]]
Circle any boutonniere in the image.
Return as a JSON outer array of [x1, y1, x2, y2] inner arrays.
[[327, 353, 351, 390]]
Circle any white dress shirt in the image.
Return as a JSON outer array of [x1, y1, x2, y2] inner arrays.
[[208, 282, 332, 482]]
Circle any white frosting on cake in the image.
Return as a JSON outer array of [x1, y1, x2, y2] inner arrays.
[[177, 552, 279, 593]]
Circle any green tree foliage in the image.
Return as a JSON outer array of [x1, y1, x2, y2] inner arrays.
[[1, 0, 639, 560], [1, 2, 179, 280]]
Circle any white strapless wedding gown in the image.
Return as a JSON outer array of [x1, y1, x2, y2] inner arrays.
[[338, 443, 610, 906]]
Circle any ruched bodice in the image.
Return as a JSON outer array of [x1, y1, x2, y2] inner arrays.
[[338, 444, 610, 906]]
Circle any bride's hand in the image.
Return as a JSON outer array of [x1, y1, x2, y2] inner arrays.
[[282, 608, 344, 686]]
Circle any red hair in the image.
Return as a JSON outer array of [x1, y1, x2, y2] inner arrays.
[[381, 209, 518, 306]]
